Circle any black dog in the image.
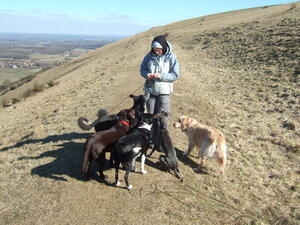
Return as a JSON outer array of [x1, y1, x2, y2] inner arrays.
[[114, 113, 156, 190], [153, 112, 183, 181]]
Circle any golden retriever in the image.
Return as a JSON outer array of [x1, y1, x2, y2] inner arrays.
[[173, 116, 227, 174]]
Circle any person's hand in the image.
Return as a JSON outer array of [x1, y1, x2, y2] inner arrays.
[[146, 73, 160, 79], [152, 73, 160, 79], [146, 73, 152, 79]]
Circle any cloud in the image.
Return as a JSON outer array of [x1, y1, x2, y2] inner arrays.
[[25, 9, 74, 21], [97, 12, 166, 27], [96, 12, 136, 24], [0, 9, 19, 15]]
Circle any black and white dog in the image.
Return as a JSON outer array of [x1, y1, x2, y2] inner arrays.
[[114, 113, 156, 190], [153, 111, 183, 181]]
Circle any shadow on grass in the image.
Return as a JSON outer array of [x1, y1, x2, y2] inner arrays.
[[175, 147, 210, 175], [7, 131, 204, 183], [174, 147, 199, 169], [11, 132, 93, 182], [0, 132, 91, 152], [9, 131, 109, 182], [25, 143, 115, 182], [12, 131, 164, 183], [29, 141, 85, 181], [136, 147, 199, 172]]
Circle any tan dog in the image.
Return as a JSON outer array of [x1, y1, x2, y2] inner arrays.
[[173, 116, 227, 174]]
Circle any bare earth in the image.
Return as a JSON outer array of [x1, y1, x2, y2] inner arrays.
[[0, 2, 299, 225]]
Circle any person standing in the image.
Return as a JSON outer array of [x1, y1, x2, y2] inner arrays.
[[140, 35, 179, 121]]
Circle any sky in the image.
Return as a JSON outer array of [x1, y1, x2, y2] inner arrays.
[[0, 0, 297, 36]]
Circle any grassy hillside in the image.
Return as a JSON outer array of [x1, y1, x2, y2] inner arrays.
[[0, 2, 299, 225]]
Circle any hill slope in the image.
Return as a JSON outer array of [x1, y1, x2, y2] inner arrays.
[[0, 2, 299, 225]]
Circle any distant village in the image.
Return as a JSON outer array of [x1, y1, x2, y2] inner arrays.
[[0, 60, 37, 69], [0, 51, 71, 69]]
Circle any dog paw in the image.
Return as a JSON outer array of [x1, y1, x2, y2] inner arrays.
[[114, 181, 121, 186], [141, 170, 147, 174], [127, 185, 133, 190]]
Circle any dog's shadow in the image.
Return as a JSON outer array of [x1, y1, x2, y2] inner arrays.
[[139, 148, 192, 174], [1, 132, 91, 152], [14, 132, 111, 182], [174, 147, 209, 175], [14, 132, 164, 183]]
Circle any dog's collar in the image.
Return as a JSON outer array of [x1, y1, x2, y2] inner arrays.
[[120, 120, 130, 126]]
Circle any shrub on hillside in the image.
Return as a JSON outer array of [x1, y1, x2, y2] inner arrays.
[[11, 97, 21, 104], [33, 82, 44, 92], [23, 88, 34, 98], [47, 80, 59, 87], [1, 96, 11, 107]]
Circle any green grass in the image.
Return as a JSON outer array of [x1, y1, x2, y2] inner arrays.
[[0, 68, 41, 85]]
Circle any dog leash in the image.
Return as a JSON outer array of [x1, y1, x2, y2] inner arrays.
[[107, 83, 144, 113]]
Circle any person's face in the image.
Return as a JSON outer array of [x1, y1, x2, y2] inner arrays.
[[153, 48, 163, 56]]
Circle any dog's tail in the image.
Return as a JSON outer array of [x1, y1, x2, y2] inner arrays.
[[78, 109, 109, 131], [216, 135, 227, 174], [77, 117, 97, 130]]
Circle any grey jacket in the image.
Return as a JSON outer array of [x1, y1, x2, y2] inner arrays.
[[140, 42, 179, 95]]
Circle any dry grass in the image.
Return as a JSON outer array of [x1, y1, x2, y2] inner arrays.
[[0, 2, 299, 225]]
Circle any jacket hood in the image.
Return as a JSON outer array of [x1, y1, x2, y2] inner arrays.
[[151, 35, 172, 55]]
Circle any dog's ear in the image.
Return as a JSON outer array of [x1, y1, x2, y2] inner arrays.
[[129, 94, 139, 100], [181, 117, 190, 131]]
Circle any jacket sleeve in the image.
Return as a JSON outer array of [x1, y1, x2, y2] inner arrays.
[[140, 54, 150, 79], [160, 53, 179, 82]]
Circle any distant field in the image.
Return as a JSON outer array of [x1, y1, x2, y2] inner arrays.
[[0, 33, 125, 89], [0, 68, 41, 85], [29, 53, 67, 65], [0, 49, 90, 86]]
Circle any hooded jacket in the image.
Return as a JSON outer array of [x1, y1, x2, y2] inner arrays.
[[140, 37, 179, 96]]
